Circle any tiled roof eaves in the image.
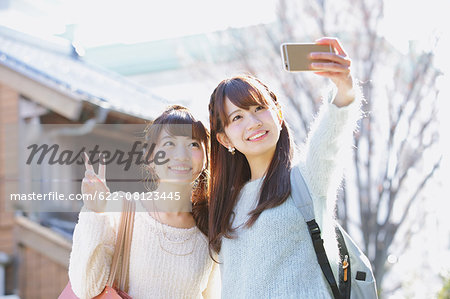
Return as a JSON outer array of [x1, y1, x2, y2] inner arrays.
[[0, 29, 170, 121], [0, 49, 86, 100], [0, 49, 167, 121]]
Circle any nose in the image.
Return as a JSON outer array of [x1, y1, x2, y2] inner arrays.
[[173, 144, 190, 162], [246, 113, 263, 132]]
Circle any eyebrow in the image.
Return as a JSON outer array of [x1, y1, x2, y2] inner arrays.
[[160, 135, 197, 142], [228, 109, 241, 118], [159, 135, 174, 142]]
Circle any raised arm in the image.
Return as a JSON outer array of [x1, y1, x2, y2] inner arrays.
[[301, 38, 363, 225]]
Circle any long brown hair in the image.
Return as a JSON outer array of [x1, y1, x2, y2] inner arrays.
[[142, 105, 210, 236], [208, 75, 294, 252]]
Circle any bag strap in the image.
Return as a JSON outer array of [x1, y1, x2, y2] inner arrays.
[[289, 165, 315, 222], [336, 225, 351, 299], [290, 166, 342, 299], [107, 198, 136, 293]]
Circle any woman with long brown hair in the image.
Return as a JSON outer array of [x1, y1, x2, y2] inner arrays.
[[68, 105, 220, 298], [208, 38, 362, 298]]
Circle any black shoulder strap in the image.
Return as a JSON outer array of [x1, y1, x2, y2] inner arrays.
[[291, 166, 344, 299], [306, 220, 342, 299]]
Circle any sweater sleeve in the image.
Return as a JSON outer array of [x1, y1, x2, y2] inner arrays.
[[68, 204, 120, 299], [302, 89, 362, 227], [202, 257, 221, 299]]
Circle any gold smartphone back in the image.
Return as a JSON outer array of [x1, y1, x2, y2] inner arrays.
[[281, 43, 332, 72]]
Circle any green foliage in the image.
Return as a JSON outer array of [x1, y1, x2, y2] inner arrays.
[[438, 276, 450, 299]]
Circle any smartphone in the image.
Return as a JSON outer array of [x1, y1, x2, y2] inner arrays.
[[280, 43, 333, 72]]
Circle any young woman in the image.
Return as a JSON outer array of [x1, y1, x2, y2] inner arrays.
[[68, 105, 220, 298], [208, 37, 362, 298]]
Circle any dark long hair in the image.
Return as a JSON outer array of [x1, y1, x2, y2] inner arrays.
[[142, 105, 210, 236], [208, 75, 294, 252]]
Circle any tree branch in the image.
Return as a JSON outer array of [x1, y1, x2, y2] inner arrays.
[[395, 157, 441, 231]]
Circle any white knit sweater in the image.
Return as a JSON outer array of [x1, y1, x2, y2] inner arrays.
[[219, 98, 362, 299], [68, 200, 220, 299]]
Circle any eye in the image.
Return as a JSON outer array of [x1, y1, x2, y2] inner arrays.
[[255, 106, 266, 112], [231, 115, 242, 122], [189, 141, 201, 148], [162, 141, 175, 147]]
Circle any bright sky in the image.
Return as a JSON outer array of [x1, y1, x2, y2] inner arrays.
[[0, 0, 277, 46], [380, 0, 447, 53], [0, 0, 447, 48], [73, 0, 277, 46]]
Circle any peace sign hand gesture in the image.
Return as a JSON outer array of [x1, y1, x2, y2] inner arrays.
[[81, 152, 110, 213]]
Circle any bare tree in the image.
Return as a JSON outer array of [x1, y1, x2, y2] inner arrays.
[[184, 0, 442, 295]]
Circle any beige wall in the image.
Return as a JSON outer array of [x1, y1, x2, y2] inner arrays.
[[0, 82, 19, 295], [0, 82, 18, 251]]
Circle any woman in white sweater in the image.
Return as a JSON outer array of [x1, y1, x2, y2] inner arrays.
[[68, 105, 220, 298], [208, 37, 361, 298]]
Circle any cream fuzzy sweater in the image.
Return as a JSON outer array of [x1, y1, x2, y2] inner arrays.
[[68, 200, 220, 299], [219, 97, 362, 298]]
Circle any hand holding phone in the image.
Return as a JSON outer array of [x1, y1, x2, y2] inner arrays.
[[280, 43, 333, 72], [281, 38, 355, 107]]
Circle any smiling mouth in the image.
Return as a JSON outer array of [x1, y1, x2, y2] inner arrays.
[[168, 166, 192, 173], [247, 131, 268, 141]]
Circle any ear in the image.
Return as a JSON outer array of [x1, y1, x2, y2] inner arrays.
[[216, 132, 233, 149]]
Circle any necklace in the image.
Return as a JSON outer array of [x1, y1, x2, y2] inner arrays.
[[157, 226, 198, 256], [149, 199, 199, 256]]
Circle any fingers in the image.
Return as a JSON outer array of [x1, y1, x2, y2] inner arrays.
[[311, 37, 353, 88], [309, 52, 351, 67], [83, 152, 105, 183], [313, 71, 343, 79], [83, 152, 94, 172], [313, 71, 353, 87], [98, 154, 106, 181], [315, 37, 348, 57], [82, 176, 94, 188], [309, 37, 351, 73], [310, 62, 350, 74]]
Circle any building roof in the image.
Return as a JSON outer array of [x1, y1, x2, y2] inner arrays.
[[0, 26, 169, 121], [83, 33, 224, 76]]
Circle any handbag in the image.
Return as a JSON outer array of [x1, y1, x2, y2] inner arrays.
[[59, 199, 136, 299], [290, 165, 378, 299]]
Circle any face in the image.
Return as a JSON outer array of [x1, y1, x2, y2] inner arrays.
[[153, 129, 206, 185], [218, 97, 282, 160]]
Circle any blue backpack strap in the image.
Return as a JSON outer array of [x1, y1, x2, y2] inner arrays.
[[290, 166, 343, 299]]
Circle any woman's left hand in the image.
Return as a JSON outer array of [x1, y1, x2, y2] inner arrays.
[[309, 37, 355, 107]]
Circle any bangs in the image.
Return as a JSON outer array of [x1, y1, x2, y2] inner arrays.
[[218, 77, 271, 127], [163, 121, 208, 143], [158, 110, 209, 144]]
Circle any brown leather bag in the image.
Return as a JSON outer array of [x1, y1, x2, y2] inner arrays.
[[59, 199, 136, 299]]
